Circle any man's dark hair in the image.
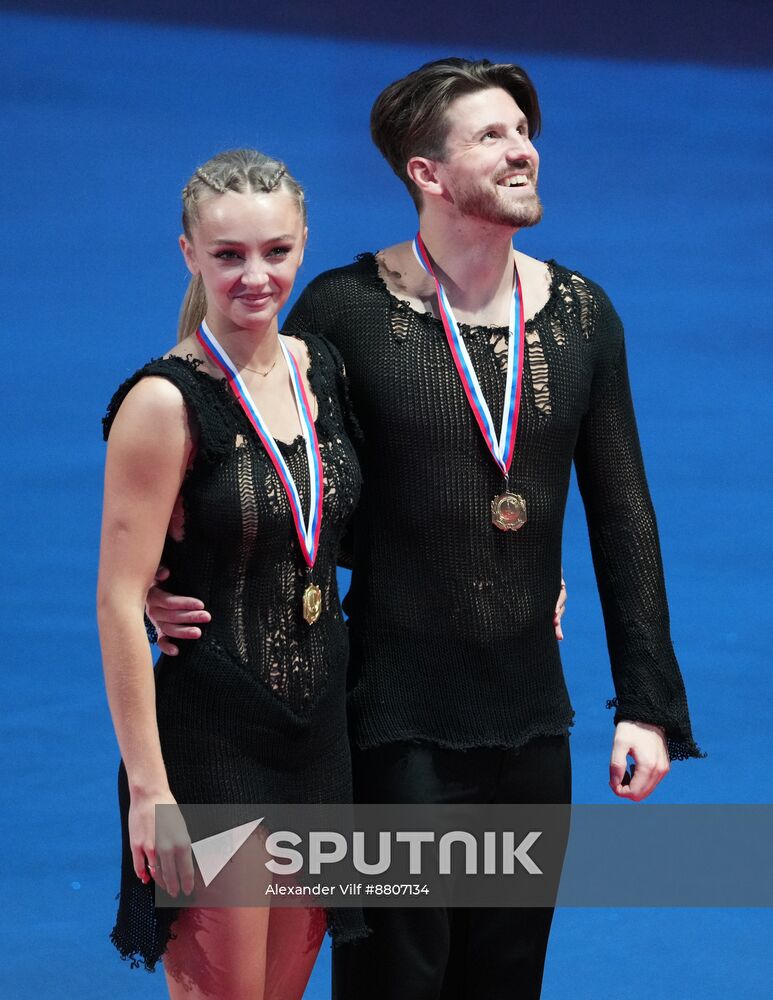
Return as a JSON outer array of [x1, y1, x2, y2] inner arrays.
[[371, 57, 541, 208]]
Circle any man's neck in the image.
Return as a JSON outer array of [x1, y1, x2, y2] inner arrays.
[[417, 212, 517, 314]]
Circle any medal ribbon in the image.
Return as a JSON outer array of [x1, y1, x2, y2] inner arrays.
[[197, 321, 323, 568], [413, 233, 524, 477]]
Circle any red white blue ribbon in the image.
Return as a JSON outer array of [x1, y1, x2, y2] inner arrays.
[[413, 233, 524, 478], [197, 321, 323, 569]]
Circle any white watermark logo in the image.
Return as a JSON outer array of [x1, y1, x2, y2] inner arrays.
[[190, 819, 543, 883]]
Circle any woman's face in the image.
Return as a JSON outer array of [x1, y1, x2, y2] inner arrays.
[[180, 187, 306, 336]]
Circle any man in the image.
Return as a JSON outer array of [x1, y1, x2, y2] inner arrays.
[[149, 59, 700, 998]]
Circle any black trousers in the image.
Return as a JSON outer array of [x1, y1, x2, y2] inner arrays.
[[332, 734, 572, 1000]]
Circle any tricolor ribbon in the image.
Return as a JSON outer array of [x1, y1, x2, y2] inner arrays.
[[197, 321, 323, 569], [413, 233, 524, 478]]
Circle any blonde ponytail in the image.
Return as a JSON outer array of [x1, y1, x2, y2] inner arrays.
[[177, 273, 207, 342]]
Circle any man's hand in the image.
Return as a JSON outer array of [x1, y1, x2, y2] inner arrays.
[[146, 566, 210, 656], [553, 578, 567, 641], [609, 720, 670, 801]]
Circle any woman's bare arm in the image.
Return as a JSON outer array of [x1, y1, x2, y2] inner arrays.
[[97, 375, 195, 894]]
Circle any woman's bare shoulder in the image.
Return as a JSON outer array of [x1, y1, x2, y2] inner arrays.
[[165, 334, 206, 363]]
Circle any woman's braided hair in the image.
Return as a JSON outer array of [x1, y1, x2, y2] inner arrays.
[[178, 149, 306, 341]]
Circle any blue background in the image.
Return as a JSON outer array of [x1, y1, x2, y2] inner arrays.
[[1, 3, 771, 996]]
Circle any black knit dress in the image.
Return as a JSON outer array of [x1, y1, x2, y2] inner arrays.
[[103, 333, 365, 971]]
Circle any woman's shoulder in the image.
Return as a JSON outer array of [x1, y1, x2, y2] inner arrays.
[[114, 365, 190, 415], [102, 352, 235, 462], [101, 375, 196, 477], [104, 355, 194, 426]]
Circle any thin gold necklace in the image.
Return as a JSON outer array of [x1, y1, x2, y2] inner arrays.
[[240, 355, 279, 377]]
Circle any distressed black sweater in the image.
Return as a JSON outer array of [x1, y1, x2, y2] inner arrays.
[[284, 253, 701, 761]]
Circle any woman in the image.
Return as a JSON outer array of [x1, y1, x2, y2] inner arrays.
[[97, 148, 364, 997]]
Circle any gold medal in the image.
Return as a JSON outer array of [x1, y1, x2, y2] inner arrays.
[[491, 492, 527, 532], [303, 583, 322, 625]]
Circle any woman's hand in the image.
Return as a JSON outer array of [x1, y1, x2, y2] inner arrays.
[[553, 577, 567, 640], [129, 786, 195, 898]]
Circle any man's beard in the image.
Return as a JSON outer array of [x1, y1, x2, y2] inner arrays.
[[455, 179, 544, 228]]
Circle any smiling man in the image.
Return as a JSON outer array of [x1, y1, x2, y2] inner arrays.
[[148, 58, 701, 998]]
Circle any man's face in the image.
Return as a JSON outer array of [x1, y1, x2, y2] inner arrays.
[[435, 87, 542, 229]]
